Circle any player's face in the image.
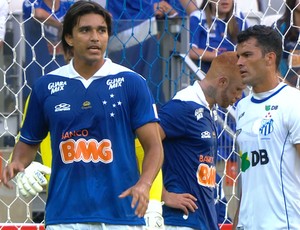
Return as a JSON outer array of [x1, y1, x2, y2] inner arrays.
[[217, 79, 245, 108], [236, 37, 268, 89], [66, 13, 109, 67]]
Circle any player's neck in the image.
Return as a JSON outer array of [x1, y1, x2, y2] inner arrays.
[[72, 59, 105, 80]]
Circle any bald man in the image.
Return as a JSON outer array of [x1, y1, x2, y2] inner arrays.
[[158, 51, 246, 230]]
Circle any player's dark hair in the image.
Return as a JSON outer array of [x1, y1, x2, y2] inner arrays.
[[61, 0, 112, 58], [237, 25, 282, 69]]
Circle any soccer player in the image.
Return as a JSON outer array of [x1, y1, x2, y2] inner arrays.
[[158, 51, 246, 230], [233, 25, 300, 230], [1, 1, 163, 229]]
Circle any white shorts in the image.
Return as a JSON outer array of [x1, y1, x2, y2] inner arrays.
[[46, 223, 145, 230]]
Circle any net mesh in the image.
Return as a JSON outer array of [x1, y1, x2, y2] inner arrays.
[[0, 0, 297, 228]]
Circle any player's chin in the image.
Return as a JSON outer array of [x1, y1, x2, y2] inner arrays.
[[219, 101, 231, 109]]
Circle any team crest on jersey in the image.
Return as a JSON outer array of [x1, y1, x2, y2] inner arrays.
[[106, 77, 124, 90], [82, 101, 92, 109], [194, 108, 204, 120], [48, 81, 67, 94], [258, 112, 274, 136]]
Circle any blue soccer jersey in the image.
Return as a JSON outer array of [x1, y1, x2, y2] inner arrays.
[[19, 58, 159, 226], [159, 81, 219, 230]]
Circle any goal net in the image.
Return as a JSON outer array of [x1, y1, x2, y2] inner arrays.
[[0, 0, 296, 229]]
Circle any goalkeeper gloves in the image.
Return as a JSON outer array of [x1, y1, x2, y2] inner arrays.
[[144, 200, 165, 230], [16, 161, 51, 197]]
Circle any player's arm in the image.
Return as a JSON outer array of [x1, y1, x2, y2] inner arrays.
[[8, 95, 51, 197], [2, 141, 39, 188], [119, 122, 163, 217], [135, 138, 163, 201], [158, 124, 198, 216], [232, 191, 242, 229], [135, 138, 164, 229]]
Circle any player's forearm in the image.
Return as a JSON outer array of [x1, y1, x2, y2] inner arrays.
[[136, 122, 164, 186], [11, 141, 40, 169], [139, 145, 163, 187], [232, 194, 241, 229]]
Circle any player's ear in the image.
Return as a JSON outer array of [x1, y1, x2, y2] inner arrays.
[[65, 34, 74, 47], [265, 52, 276, 66], [218, 75, 229, 88]]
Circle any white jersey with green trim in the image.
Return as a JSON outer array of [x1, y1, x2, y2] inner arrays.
[[236, 82, 300, 230]]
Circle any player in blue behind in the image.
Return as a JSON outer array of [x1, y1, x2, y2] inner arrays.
[[1, 1, 163, 229], [158, 51, 246, 230]]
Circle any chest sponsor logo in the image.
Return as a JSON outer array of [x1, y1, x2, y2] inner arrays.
[[60, 138, 113, 164], [197, 154, 216, 187], [48, 81, 67, 94], [106, 77, 124, 90], [197, 163, 216, 188], [60, 129, 113, 164], [240, 149, 269, 172]]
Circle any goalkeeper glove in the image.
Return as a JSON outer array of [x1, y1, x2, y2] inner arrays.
[[16, 161, 51, 197], [144, 200, 165, 230]]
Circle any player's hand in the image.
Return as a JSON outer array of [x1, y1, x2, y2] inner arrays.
[[144, 200, 165, 230], [1, 161, 25, 189], [162, 190, 198, 216], [16, 162, 51, 197], [119, 180, 151, 217]]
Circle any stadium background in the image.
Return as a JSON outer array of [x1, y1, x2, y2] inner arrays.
[[0, 0, 295, 229]]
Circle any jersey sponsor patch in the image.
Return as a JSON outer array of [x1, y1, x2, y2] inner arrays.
[[55, 103, 71, 112], [60, 138, 113, 164], [48, 81, 67, 94], [240, 149, 269, 172], [195, 107, 204, 120], [106, 77, 124, 90]]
